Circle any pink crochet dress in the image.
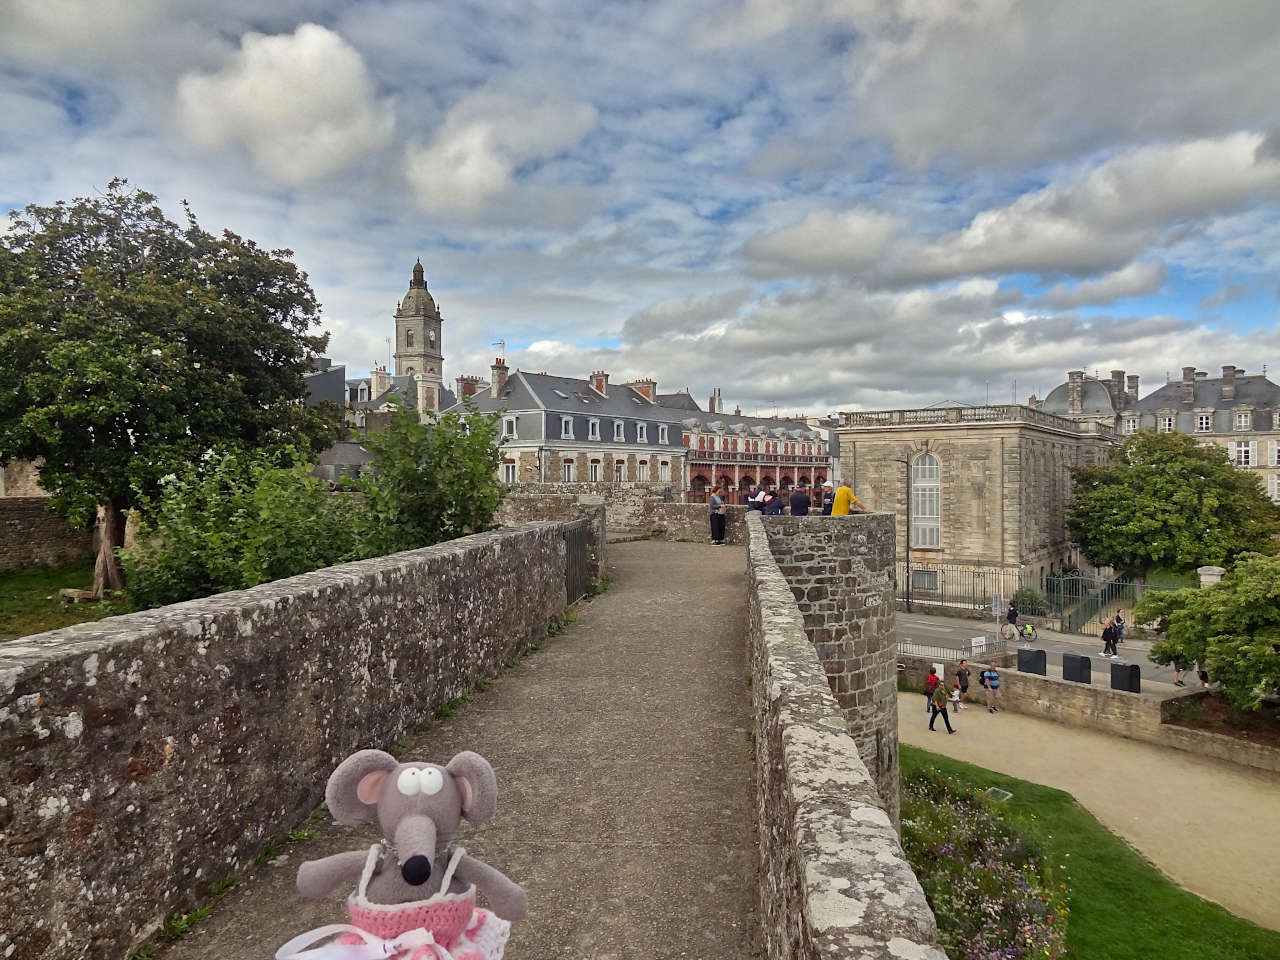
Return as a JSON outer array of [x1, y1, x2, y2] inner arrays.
[[276, 845, 510, 960]]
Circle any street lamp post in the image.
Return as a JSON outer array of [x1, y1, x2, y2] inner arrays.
[[890, 458, 911, 612]]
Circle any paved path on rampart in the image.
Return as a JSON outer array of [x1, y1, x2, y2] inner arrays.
[[163, 541, 758, 960], [898, 692, 1280, 931]]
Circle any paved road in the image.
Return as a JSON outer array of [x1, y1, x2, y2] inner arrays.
[[161, 541, 759, 960], [898, 692, 1280, 931], [897, 610, 1181, 689]]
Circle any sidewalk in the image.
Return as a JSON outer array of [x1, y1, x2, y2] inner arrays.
[[160, 541, 759, 960], [899, 692, 1280, 931]]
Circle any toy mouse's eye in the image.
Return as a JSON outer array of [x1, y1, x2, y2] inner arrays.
[[397, 768, 422, 796], [420, 768, 444, 796]]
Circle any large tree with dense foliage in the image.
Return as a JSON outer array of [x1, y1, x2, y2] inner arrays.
[[1067, 430, 1279, 573], [1137, 553, 1280, 711], [0, 180, 340, 595], [357, 401, 505, 556]]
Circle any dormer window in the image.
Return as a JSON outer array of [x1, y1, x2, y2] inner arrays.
[[1234, 411, 1252, 431], [503, 417, 516, 439], [1123, 417, 1138, 434], [1158, 416, 1175, 433], [561, 416, 574, 440], [614, 420, 624, 442], [1196, 414, 1212, 433], [658, 424, 668, 444], [589, 418, 601, 441], [637, 423, 648, 443]]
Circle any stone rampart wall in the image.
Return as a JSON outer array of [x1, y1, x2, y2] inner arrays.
[[497, 492, 748, 545], [508, 481, 679, 528], [0, 522, 577, 960], [494, 497, 606, 582], [0, 497, 93, 571], [747, 512, 945, 960], [762, 514, 900, 821], [897, 654, 1280, 774]]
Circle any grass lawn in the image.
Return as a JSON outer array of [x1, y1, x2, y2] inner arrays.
[[901, 745, 1280, 959], [0, 559, 107, 641]]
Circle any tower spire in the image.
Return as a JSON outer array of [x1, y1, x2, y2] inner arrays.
[[410, 258, 425, 289]]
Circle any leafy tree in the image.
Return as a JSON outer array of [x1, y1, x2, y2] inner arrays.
[[1067, 431, 1279, 573], [1137, 553, 1280, 711], [0, 180, 340, 595], [357, 400, 505, 555], [120, 446, 364, 609]]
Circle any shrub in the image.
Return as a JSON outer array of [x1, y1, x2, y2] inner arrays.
[[1011, 586, 1045, 617], [901, 768, 1068, 960]]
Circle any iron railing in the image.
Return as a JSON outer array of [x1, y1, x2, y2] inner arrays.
[[564, 521, 589, 603]]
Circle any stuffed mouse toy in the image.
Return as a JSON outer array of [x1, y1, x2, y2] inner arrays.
[[276, 749, 526, 960]]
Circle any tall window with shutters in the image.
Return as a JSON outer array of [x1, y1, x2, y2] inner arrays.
[[911, 453, 941, 548]]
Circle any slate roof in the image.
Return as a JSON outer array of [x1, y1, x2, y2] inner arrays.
[[680, 408, 823, 440], [448, 372, 685, 422], [655, 392, 702, 411], [1137, 374, 1280, 413], [1039, 377, 1119, 416], [349, 375, 457, 412]]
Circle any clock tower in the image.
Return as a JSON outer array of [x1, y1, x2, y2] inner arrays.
[[393, 259, 444, 380]]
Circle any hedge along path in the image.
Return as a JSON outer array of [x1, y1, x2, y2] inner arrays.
[[159, 540, 759, 960], [896, 691, 1280, 931]]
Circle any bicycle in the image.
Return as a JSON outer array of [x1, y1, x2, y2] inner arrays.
[[999, 622, 1038, 644]]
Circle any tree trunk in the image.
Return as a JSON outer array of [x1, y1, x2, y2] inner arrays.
[[92, 500, 127, 598]]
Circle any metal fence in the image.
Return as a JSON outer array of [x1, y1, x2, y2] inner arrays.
[[895, 560, 1181, 638], [900, 635, 1004, 662], [564, 521, 589, 603]]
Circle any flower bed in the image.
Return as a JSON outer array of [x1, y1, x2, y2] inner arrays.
[[901, 768, 1068, 960]]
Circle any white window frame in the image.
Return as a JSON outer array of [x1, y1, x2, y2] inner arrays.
[[1195, 414, 1212, 433], [1158, 416, 1175, 433], [1270, 473, 1280, 502], [637, 423, 648, 443], [1271, 440, 1279, 466], [614, 459, 624, 482], [502, 461, 516, 484], [911, 453, 941, 549], [561, 459, 575, 481], [1234, 411, 1252, 431], [637, 459, 649, 481], [503, 417, 516, 440], [589, 459, 601, 482], [589, 418, 601, 441], [613, 420, 624, 442], [1232, 441, 1256, 467], [659, 460, 670, 481], [658, 424, 668, 444], [1123, 417, 1138, 435], [561, 416, 574, 440]]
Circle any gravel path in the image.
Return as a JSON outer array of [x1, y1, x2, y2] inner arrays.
[[162, 540, 759, 960], [898, 691, 1280, 931]]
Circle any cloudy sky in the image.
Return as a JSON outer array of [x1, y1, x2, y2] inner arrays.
[[5, 0, 1280, 414]]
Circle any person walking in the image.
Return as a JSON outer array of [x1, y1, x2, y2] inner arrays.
[[1006, 601, 1019, 628], [708, 485, 727, 545], [789, 481, 811, 517], [1100, 617, 1118, 658], [830, 481, 864, 516], [923, 666, 940, 715], [820, 480, 835, 515], [929, 683, 955, 733], [956, 659, 971, 706], [950, 679, 965, 711], [1113, 610, 1126, 647], [980, 665, 1000, 713]]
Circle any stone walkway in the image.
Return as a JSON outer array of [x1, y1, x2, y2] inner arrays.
[[161, 541, 759, 960], [898, 692, 1280, 931]]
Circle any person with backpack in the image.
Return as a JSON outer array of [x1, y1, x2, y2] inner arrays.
[[979, 665, 1000, 713], [923, 666, 940, 715], [929, 682, 955, 734]]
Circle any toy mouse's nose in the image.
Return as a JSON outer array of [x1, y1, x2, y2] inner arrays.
[[402, 855, 432, 886]]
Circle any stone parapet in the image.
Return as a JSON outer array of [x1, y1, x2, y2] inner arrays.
[[762, 514, 899, 820], [0, 497, 93, 571], [497, 492, 748, 545], [747, 512, 945, 960], [0, 522, 574, 960]]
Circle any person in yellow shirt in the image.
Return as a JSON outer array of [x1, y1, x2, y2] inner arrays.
[[830, 482, 863, 516]]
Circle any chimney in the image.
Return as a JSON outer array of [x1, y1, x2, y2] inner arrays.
[[1067, 370, 1084, 414], [707, 387, 722, 414], [1126, 374, 1139, 405], [455, 374, 483, 400], [1109, 369, 1125, 407], [628, 377, 657, 401], [1221, 364, 1237, 401], [370, 365, 390, 398], [589, 370, 609, 396], [734, 404, 741, 416], [490, 358, 509, 400], [415, 374, 438, 421], [1181, 366, 1196, 403]]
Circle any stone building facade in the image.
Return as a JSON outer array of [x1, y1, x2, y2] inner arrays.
[[835, 404, 1115, 583]]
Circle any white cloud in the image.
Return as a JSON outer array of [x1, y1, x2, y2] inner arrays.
[[403, 87, 598, 219], [175, 23, 395, 183], [1035, 262, 1167, 309], [1198, 282, 1247, 311], [741, 208, 905, 276]]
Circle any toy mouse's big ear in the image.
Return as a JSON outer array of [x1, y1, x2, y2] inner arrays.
[[326, 749, 398, 825], [446, 751, 498, 822]]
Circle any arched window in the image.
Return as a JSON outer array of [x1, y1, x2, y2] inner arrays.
[[406, 329, 414, 347], [911, 453, 940, 548]]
